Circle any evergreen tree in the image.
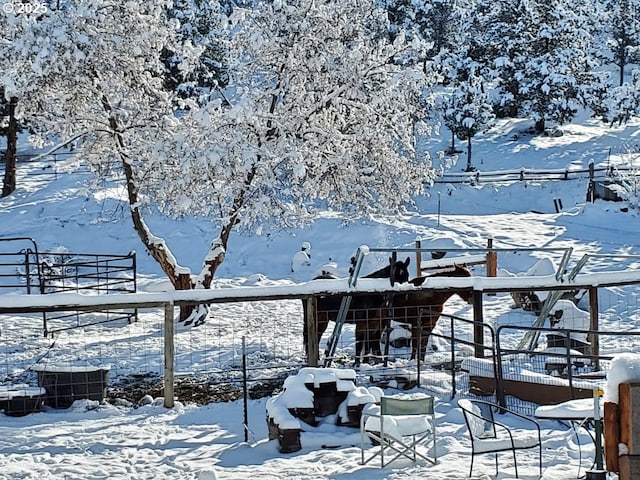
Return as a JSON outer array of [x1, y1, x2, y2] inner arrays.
[[508, 0, 598, 132], [163, 0, 230, 102], [382, 0, 461, 59], [605, 69, 640, 125], [603, 0, 640, 86], [442, 64, 495, 171]]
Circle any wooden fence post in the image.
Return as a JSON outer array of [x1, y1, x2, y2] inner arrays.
[[618, 382, 640, 479], [605, 399, 620, 473], [486, 238, 497, 296], [415, 239, 422, 278], [164, 301, 175, 408]]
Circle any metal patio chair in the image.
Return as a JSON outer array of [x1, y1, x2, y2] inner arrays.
[[360, 395, 437, 468], [458, 398, 542, 478]]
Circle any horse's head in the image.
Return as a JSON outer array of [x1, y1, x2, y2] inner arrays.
[[363, 256, 410, 285], [390, 256, 411, 285]]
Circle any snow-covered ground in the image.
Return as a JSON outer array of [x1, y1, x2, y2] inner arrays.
[[1, 115, 640, 479]]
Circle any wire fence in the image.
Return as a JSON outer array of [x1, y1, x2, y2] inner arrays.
[[0, 247, 640, 415]]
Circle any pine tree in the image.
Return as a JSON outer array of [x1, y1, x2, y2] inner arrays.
[[603, 0, 640, 86], [441, 62, 495, 171]]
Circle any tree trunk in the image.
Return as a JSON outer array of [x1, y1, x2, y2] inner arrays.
[[2, 97, 18, 198], [100, 95, 197, 320], [465, 135, 473, 171], [100, 94, 253, 326]]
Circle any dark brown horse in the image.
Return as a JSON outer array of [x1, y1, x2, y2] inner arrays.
[[303, 257, 411, 363], [372, 264, 474, 361]]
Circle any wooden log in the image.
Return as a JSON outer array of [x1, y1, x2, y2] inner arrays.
[[618, 383, 640, 454], [604, 401, 619, 473], [619, 455, 630, 480], [617, 455, 640, 480]]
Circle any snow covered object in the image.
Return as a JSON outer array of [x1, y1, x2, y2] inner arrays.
[[266, 368, 381, 453]]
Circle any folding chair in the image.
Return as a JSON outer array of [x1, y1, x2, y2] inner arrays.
[[360, 395, 437, 467], [458, 398, 542, 479]]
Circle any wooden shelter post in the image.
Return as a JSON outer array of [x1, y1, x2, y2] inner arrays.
[[486, 238, 497, 296], [305, 297, 319, 367], [415, 239, 422, 278]]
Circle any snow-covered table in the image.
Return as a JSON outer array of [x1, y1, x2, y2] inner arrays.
[[534, 397, 597, 422], [535, 398, 602, 474]]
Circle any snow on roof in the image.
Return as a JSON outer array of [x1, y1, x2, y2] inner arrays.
[[4, 269, 640, 311], [0, 385, 46, 400]]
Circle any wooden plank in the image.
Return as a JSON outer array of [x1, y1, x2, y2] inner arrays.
[[420, 254, 487, 272], [620, 383, 633, 453], [618, 383, 640, 455], [305, 297, 318, 367], [589, 287, 601, 371], [415, 239, 422, 278], [604, 401, 620, 473]]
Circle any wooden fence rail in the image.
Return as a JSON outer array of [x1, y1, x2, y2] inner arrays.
[[435, 164, 639, 185]]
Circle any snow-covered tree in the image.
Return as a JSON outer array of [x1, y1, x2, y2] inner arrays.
[[154, 0, 438, 278], [382, 0, 461, 59], [441, 64, 495, 171], [605, 69, 640, 125], [602, 0, 640, 86], [2, 0, 437, 324], [0, 1, 205, 320], [514, 0, 599, 132], [0, 91, 17, 197], [461, 0, 600, 131], [162, 0, 230, 102]]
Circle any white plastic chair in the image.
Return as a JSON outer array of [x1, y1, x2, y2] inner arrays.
[[458, 398, 542, 478], [360, 396, 437, 467]]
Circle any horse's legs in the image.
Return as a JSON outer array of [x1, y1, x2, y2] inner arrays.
[[368, 314, 386, 360], [411, 324, 420, 360], [316, 313, 329, 354], [354, 321, 366, 365]]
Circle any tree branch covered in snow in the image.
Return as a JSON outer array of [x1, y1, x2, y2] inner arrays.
[[1, 0, 438, 325]]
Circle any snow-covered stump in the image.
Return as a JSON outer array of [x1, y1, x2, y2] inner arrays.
[[33, 365, 110, 409], [0, 385, 46, 417], [266, 368, 379, 453], [336, 386, 380, 428]]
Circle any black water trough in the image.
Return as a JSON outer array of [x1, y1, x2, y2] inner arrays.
[[33, 365, 110, 409]]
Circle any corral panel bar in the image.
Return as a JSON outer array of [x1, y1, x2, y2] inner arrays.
[[589, 287, 600, 371], [473, 290, 484, 358], [164, 301, 175, 409]]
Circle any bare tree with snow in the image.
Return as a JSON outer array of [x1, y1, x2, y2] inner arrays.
[[1, 0, 437, 324]]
